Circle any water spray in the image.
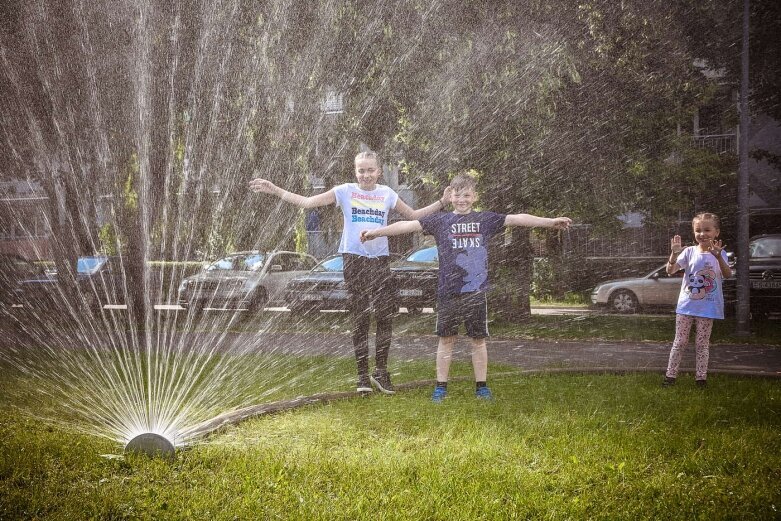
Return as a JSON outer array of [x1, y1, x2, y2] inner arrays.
[[124, 433, 176, 459]]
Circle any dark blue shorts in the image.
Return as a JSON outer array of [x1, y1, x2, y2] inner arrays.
[[436, 292, 488, 338]]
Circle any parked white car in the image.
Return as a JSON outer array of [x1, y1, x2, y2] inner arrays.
[[177, 250, 317, 312]]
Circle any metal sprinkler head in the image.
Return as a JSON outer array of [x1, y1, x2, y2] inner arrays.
[[124, 433, 176, 459]]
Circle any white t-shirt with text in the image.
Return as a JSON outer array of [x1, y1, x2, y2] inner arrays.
[[333, 183, 399, 258]]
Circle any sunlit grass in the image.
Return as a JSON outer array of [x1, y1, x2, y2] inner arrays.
[[225, 311, 781, 346], [5, 305, 779, 345], [1, 373, 779, 520]]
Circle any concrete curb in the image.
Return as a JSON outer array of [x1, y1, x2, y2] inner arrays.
[[180, 367, 780, 443]]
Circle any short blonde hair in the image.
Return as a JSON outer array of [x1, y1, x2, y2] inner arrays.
[[449, 173, 478, 192]]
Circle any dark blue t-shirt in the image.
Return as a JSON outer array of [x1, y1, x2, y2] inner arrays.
[[419, 211, 506, 298]]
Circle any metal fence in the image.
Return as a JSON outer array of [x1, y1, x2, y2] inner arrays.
[[561, 224, 671, 259]]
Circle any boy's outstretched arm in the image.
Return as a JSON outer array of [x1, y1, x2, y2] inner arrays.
[[249, 177, 336, 208], [360, 220, 423, 243], [504, 214, 572, 229]]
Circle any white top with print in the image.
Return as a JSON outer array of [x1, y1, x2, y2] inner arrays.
[[675, 246, 728, 320], [333, 183, 399, 258]]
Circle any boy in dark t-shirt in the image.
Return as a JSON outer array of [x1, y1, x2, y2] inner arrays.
[[360, 173, 571, 401]]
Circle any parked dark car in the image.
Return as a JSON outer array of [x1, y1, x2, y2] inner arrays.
[[390, 245, 438, 314], [0, 254, 45, 311], [177, 250, 317, 312], [730, 234, 781, 319], [284, 254, 349, 314], [284, 247, 438, 314], [16, 255, 123, 311]]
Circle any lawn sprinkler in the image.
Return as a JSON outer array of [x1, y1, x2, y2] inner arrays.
[[124, 432, 176, 459]]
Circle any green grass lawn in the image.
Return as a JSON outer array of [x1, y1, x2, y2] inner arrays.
[[228, 311, 781, 346], [6, 305, 780, 346], [2, 371, 779, 520]]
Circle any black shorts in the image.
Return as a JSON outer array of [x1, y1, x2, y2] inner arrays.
[[436, 292, 489, 338]]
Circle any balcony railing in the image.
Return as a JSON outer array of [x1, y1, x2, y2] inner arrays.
[[693, 133, 736, 154]]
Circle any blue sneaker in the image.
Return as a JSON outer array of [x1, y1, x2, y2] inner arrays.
[[475, 386, 493, 400], [431, 386, 447, 403]]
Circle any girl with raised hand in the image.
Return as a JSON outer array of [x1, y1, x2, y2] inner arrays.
[[663, 212, 732, 388]]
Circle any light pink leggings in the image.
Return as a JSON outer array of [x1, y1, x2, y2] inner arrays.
[[665, 314, 713, 380]]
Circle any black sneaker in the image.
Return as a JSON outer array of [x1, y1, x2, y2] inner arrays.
[[695, 379, 707, 388], [370, 369, 396, 395], [662, 377, 676, 387], [357, 375, 372, 394]]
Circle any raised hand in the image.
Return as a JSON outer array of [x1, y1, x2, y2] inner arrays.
[[441, 186, 452, 207], [551, 217, 572, 230], [248, 178, 277, 194], [707, 239, 725, 257], [670, 235, 683, 254]]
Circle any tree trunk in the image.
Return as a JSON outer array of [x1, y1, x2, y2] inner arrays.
[[40, 167, 81, 314], [125, 218, 147, 333], [509, 227, 533, 322]]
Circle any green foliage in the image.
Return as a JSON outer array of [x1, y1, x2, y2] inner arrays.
[[123, 153, 139, 212], [531, 257, 557, 301], [294, 211, 307, 254], [98, 223, 118, 256]]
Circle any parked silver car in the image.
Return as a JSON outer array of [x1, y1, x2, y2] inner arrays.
[[177, 250, 317, 312], [591, 254, 737, 314], [590, 264, 686, 314]]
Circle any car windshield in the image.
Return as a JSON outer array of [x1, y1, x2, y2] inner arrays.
[[206, 254, 265, 271], [78, 257, 107, 274], [243, 254, 265, 271], [207, 257, 236, 271], [406, 246, 438, 263], [313, 256, 343, 272], [749, 237, 781, 258]]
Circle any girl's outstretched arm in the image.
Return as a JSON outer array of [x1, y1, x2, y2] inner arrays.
[[395, 187, 452, 220], [249, 178, 336, 208]]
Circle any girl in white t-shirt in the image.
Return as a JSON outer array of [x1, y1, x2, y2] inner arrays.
[[663, 212, 732, 388], [250, 151, 449, 394]]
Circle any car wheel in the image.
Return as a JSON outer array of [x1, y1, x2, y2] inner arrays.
[[187, 302, 205, 315], [609, 289, 639, 314], [80, 292, 100, 312], [750, 309, 769, 322], [246, 290, 268, 313]]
